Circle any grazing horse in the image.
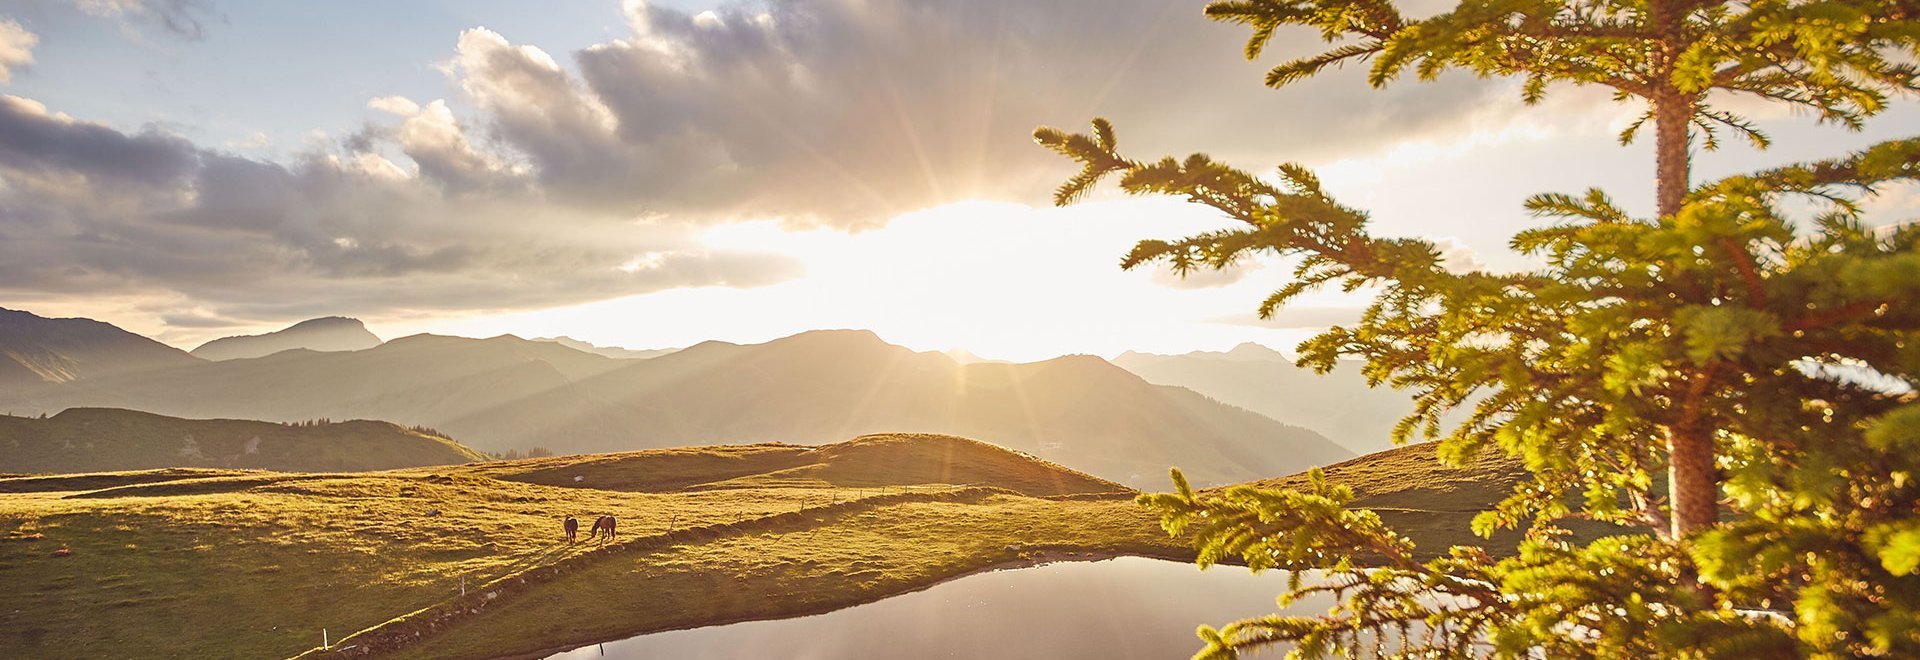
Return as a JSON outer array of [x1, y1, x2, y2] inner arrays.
[[588, 515, 617, 540], [563, 515, 579, 543]]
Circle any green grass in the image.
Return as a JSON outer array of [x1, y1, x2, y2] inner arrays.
[[466, 433, 1127, 497], [0, 472, 839, 658], [396, 495, 1176, 660], [1235, 441, 1623, 556], [0, 433, 1156, 658], [0, 434, 1559, 659]]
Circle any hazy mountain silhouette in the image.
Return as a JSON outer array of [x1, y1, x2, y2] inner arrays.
[[1113, 343, 1431, 454], [0, 308, 201, 387], [191, 317, 383, 361], [0, 407, 485, 473], [531, 336, 679, 360], [0, 316, 1348, 487]]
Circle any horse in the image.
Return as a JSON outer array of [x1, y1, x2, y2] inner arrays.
[[563, 515, 579, 543], [588, 515, 617, 540]]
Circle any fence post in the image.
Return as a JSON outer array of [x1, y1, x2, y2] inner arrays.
[[323, 628, 329, 650]]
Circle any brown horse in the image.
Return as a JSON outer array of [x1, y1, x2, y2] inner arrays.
[[588, 515, 617, 540], [563, 515, 579, 543]]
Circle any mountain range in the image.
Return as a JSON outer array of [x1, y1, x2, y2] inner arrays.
[[0, 308, 199, 386], [0, 308, 1351, 487], [1113, 342, 1433, 454], [530, 336, 679, 360]]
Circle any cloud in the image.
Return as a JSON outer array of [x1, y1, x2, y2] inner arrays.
[[159, 309, 249, 329], [341, 0, 1544, 227], [0, 19, 35, 83], [1432, 237, 1486, 274], [367, 96, 422, 117], [0, 95, 198, 187], [71, 0, 216, 40], [0, 94, 802, 324], [3, 0, 1598, 333], [390, 99, 519, 193]]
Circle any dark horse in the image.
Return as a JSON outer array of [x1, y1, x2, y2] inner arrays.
[[563, 515, 579, 543], [588, 515, 617, 540]]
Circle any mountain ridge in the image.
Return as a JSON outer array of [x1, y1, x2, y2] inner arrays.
[[191, 316, 382, 361], [0, 307, 201, 386], [0, 311, 1350, 487]]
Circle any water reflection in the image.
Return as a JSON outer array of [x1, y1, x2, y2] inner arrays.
[[550, 556, 1327, 659]]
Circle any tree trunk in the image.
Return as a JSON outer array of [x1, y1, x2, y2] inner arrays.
[[1654, 91, 1717, 538], [1653, 91, 1691, 219], [1666, 416, 1718, 537]]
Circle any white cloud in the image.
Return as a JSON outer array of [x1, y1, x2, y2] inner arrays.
[[0, 19, 37, 83], [1432, 237, 1487, 274], [390, 99, 512, 191], [329, 0, 1537, 227], [367, 96, 422, 117]]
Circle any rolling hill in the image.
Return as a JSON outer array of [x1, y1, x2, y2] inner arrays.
[[469, 432, 1128, 496], [0, 433, 1561, 659], [0, 408, 487, 473], [1229, 441, 1622, 554], [1, 320, 1350, 487], [190, 317, 382, 361], [0, 432, 1174, 659]]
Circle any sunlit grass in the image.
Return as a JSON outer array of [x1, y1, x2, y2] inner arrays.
[[0, 436, 1523, 658]]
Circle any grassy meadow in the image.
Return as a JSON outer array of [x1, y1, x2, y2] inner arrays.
[[0, 434, 1527, 659]]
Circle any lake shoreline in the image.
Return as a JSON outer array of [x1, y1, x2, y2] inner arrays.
[[516, 547, 1208, 660]]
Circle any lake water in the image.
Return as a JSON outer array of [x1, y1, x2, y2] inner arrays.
[[549, 556, 1328, 659]]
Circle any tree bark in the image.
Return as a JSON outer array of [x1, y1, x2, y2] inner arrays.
[[1656, 100, 1716, 538], [1651, 40, 1715, 535], [1666, 412, 1719, 537], [1653, 91, 1692, 219]]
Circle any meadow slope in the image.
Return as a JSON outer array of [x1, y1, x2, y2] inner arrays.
[[0, 433, 1167, 659], [0, 435, 1544, 659]]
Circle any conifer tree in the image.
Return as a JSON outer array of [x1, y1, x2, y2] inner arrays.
[[1035, 0, 1920, 655]]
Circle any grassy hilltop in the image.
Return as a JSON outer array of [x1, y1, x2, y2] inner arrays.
[[0, 434, 1532, 659], [0, 408, 487, 474]]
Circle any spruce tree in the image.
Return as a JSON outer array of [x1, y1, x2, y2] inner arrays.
[[1035, 0, 1920, 655]]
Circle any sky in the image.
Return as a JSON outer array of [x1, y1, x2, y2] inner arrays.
[[1, 0, 1917, 361]]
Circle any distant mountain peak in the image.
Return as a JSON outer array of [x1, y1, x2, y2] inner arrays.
[[531, 336, 679, 360], [191, 316, 382, 361], [1223, 342, 1289, 361], [783, 328, 886, 342], [287, 316, 364, 328], [758, 328, 901, 354]]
